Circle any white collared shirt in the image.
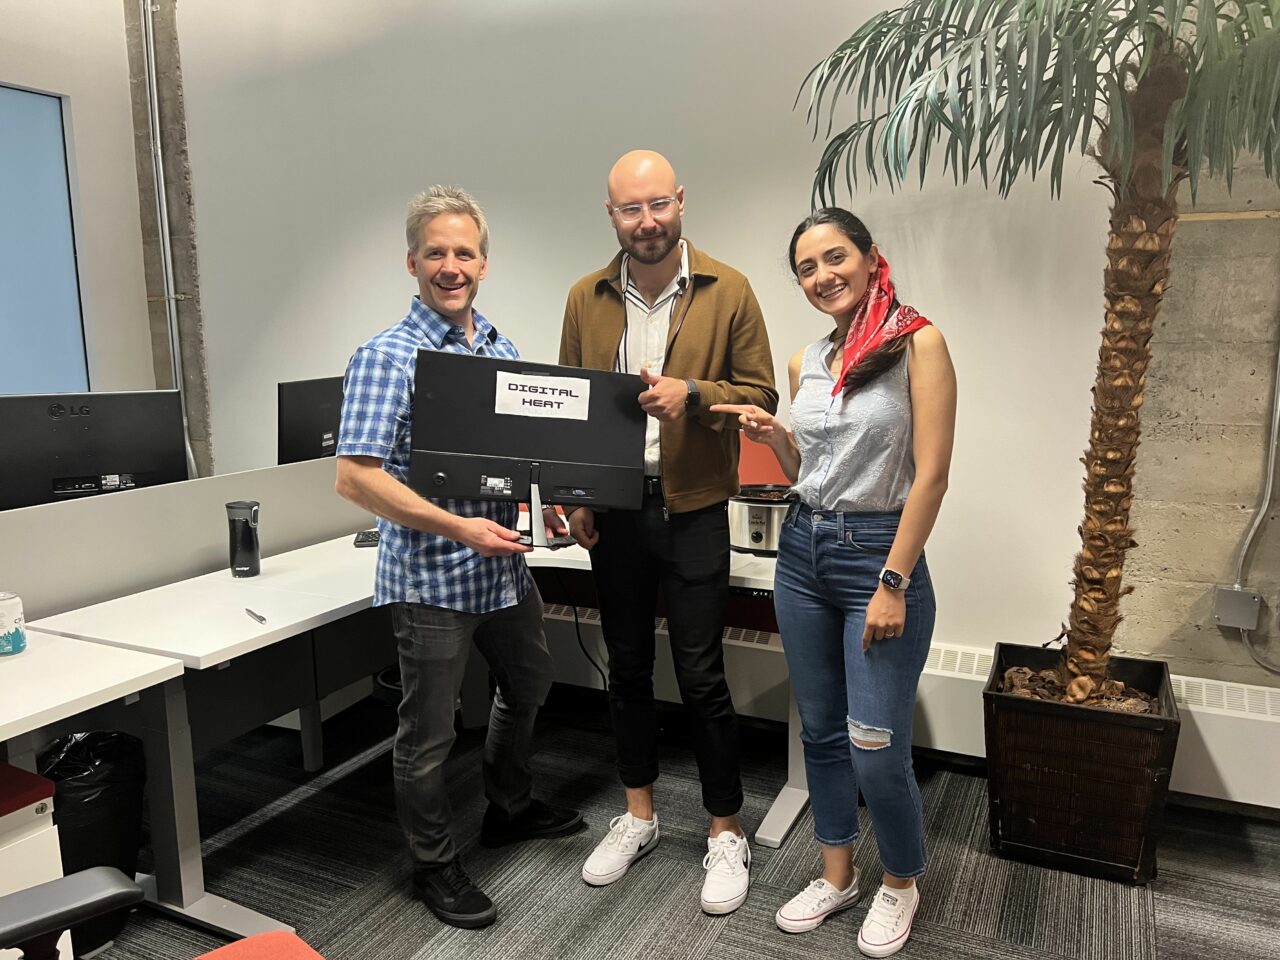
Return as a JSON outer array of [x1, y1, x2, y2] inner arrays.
[[616, 240, 690, 476]]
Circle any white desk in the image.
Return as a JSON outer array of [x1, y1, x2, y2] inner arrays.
[[523, 538, 779, 593], [202, 537, 379, 607], [0, 631, 182, 746], [34, 538, 384, 769], [0, 631, 184, 960], [29, 545, 385, 939], [27, 531, 805, 943], [33, 540, 378, 670]]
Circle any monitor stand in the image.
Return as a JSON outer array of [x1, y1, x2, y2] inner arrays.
[[523, 463, 575, 550]]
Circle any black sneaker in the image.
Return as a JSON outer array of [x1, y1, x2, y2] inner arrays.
[[412, 859, 497, 928], [479, 799, 585, 848]]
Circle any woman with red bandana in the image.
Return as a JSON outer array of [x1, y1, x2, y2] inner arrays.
[[711, 208, 956, 958]]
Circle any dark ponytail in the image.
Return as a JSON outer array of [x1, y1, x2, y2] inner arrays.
[[789, 208, 911, 394]]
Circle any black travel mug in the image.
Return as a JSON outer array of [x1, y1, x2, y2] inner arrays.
[[225, 500, 261, 577]]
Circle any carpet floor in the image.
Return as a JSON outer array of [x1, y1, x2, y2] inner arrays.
[[93, 690, 1279, 960]]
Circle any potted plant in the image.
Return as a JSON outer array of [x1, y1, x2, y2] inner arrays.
[[802, 0, 1279, 882]]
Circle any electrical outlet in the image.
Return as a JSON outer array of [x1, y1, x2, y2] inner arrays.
[[1213, 586, 1261, 631]]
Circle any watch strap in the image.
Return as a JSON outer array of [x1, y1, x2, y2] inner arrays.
[[879, 567, 911, 590], [684, 379, 700, 410]]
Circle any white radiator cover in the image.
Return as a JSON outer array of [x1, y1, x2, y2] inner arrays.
[[542, 608, 1280, 810]]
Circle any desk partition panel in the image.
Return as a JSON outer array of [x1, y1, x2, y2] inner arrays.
[[0, 458, 372, 620]]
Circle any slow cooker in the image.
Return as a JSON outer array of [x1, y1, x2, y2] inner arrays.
[[728, 484, 792, 556]]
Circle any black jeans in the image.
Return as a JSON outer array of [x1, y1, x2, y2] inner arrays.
[[591, 489, 743, 817], [389, 588, 554, 867]]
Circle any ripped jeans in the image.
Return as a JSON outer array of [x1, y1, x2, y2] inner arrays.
[[773, 503, 935, 878]]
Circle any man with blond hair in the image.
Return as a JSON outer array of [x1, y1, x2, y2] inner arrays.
[[336, 185, 582, 929], [560, 151, 777, 914]]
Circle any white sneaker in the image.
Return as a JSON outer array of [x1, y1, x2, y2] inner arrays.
[[775, 870, 860, 933], [581, 812, 660, 886], [857, 883, 919, 958], [700, 831, 750, 914]]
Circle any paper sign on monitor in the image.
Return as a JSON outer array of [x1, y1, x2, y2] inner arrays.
[[494, 372, 591, 421]]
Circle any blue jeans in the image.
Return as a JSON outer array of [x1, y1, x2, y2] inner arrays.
[[773, 503, 935, 878]]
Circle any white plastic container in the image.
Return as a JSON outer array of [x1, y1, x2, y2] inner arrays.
[[0, 591, 27, 656]]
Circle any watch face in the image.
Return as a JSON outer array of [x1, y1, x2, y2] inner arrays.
[[881, 569, 903, 589]]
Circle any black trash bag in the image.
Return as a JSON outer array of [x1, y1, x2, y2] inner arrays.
[[38, 732, 146, 955]]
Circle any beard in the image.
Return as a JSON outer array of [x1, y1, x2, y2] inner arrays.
[[622, 221, 682, 265]]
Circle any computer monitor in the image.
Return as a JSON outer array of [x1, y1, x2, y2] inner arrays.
[[408, 351, 647, 545], [0, 390, 188, 511], [277, 376, 344, 465]]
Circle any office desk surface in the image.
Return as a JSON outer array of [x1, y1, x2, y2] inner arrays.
[[199, 536, 376, 602], [19, 527, 796, 932], [30, 533, 775, 670], [521, 531, 777, 592], [249, 534, 779, 593], [30, 542, 377, 670], [725, 551, 777, 592], [0, 629, 183, 742]]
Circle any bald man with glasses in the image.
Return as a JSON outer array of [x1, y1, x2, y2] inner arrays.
[[557, 150, 778, 915]]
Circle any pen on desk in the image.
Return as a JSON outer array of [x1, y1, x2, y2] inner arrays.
[[244, 607, 267, 624]]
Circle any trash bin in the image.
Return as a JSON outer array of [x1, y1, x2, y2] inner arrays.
[[38, 732, 146, 955]]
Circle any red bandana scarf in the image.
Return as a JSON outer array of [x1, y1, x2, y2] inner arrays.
[[831, 253, 931, 396]]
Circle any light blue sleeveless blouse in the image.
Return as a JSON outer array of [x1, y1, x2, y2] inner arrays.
[[789, 335, 914, 513]]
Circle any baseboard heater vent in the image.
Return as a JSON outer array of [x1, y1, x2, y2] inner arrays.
[[544, 603, 601, 625], [541, 606, 1279, 809], [925, 644, 993, 679], [543, 605, 783, 651], [1170, 675, 1280, 718]]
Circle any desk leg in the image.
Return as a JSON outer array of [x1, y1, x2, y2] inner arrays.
[[298, 702, 324, 773], [3, 731, 40, 772], [137, 676, 293, 937], [754, 690, 810, 849]]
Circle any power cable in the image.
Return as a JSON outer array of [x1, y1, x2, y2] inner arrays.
[[552, 567, 608, 691]]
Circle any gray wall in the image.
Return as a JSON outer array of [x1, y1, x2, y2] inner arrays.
[[1118, 160, 1280, 684]]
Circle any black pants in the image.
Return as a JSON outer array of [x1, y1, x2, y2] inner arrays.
[[389, 589, 554, 866], [591, 488, 743, 817]]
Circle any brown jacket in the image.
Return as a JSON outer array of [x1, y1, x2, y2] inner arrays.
[[559, 241, 778, 513]]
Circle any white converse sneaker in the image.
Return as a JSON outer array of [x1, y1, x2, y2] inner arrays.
[[700, 831, 750, 914], [857, 882, 919, 958], [775, 869, 860, 933], [581, 813, 660, 886]]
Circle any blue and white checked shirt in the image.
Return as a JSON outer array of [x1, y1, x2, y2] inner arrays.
[[337, 298, 532, 612]]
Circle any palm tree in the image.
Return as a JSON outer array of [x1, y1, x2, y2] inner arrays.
[[804, 0, 1280, 704]]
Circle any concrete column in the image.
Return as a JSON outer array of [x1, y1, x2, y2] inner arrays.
[[122, 0, 214, 476], [1119, 156, 1280, 686]]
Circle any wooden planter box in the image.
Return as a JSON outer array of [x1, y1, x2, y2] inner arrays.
[[982, 642, 1181, 884]]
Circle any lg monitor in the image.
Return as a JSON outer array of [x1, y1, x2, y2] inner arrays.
[[0, 390, 188, 511], [277, 376, 344, 465], [408, 351, 647, 546]]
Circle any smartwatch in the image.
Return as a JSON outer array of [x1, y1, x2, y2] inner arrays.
[[684, 379, 700, 412], [879, 567, 910, 591]]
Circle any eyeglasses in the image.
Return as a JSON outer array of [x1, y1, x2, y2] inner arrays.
[[610, 196, 679, 223]]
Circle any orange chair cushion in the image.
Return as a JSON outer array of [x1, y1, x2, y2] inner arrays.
[[199, 931, 323, 959], [738, 436, 790, 486]]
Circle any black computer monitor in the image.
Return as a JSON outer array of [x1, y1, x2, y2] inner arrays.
[[408, 351, 647, 542], [277, 376, 344, 465], [0, 390, 188, 511]]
